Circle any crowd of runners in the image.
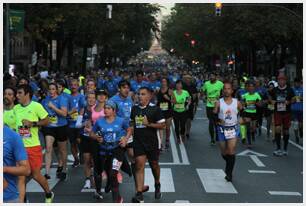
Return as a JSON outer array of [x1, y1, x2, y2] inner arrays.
[[3, 66, 303, 203]]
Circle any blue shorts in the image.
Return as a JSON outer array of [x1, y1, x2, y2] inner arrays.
[[216, 125, 240, 142]]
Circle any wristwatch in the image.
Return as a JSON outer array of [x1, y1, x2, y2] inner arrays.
[[32, 122, 38, 127]]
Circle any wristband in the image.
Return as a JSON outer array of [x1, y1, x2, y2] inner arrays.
[[32, 122, 38, 127]]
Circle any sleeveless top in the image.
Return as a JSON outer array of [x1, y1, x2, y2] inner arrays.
[[91, 105, 105, 124], [218, 98, 238, 127]]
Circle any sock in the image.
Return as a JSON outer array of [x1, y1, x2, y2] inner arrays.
[[283, 134, 289, 151], [275, 133, 281, 150]]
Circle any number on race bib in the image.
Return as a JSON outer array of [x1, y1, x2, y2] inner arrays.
[[277, 102, 286, 112], [224, 127, 236, 140], [112, 158, 122, 171]]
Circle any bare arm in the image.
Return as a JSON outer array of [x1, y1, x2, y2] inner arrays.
[[4, 160, 31, 177]]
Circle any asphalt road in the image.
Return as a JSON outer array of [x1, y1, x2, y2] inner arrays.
[[26, 101, 303, 203]]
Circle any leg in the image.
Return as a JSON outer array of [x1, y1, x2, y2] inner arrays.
[[45, 135, 55, 176], [135, 155, 146, 193], [31, 168, 51, 194], [225, 138, 238, 181], [173, 112, 181, 142], [83, 153, 92, 179], [165, 118, 172, 148], [180, 112, 187, 141], [57, 141, 68, 172], [266, 115, 272, 139]]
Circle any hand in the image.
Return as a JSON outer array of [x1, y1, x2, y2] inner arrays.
[[70, 107, 77, 114], [119, 137, 128, 148], [48, 102, 55, 109], [163, 94, 169, 100], [3, 178, 8, 189], [22, 119, 33, 127], [143, 115, 149, 126]]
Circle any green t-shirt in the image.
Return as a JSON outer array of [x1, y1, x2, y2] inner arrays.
[[173, 90, 190, 112], [242, 92, 262, 113], [4, 109, 16, 130], [201, 80, 224, 107], [14, 101, 48, 147]]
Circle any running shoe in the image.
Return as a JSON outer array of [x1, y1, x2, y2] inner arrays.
[[131, 193, 144, 203], [45, 192, 54, 203], [93, 191, 103, 200], [155, 183, 162, 199], [72, 160, 80, 168], [273, 150, 282, 156]]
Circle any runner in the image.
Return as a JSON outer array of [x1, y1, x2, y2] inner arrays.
[[89, 100, 131, 202], [241, 80, 262, 148], [214, 81, 243, 182], [110, 79, 150, 193], [41, 82, 69, 180], [269, 74, 295, 156], [201, 72, 224, 145], [156, 77, 173, 149], [264, 83, 276, 141], [171, 80, 191, 144], [130, 87, 165, 203], [3, 125, 31, 203], [291, 78, 303, 144], [79, 91, 96, 189], [4, 87, 17, 130], [14, 84, 54, 203], [67, 79, 86, 168]]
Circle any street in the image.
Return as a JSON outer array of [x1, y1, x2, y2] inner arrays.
[[26, 101, 303, 203]]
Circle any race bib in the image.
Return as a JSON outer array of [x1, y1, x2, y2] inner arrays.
[[277, 102, 286, 112], [224, 127, 236, 140], [104, 133, 116, 142], [18, 126, 31, 138], [135, 115, 146, 128], [112, 158, 123, 171], [174, 103, 185, 110], [296, 96, 301, 103], [160, 102, 169, 111], [268, 104, 274, 111], [71, 112, 78, 121], [127, 135, 133, 144], [49, 115, 58, 125]]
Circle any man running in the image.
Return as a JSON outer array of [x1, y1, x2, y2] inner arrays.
[[291, 78, 303, 144], [201, 72, 224, 145], [14, 84, 54, 203], [130, 87, 165, 203], [214, 81, 243, 182], [269, 74, 294, 156]]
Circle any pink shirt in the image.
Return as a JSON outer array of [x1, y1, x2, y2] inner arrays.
[[91, 105, 105, 124]]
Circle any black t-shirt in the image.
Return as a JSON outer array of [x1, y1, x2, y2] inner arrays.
[[156, 88, 172, 112], [130, 103, 165, 150], [271, 86, 294, 113], [183, 82, 198, 103]]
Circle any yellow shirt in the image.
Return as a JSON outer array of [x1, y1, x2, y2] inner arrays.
[[14, 101, 48, 147], [4, 108, 16, 130]]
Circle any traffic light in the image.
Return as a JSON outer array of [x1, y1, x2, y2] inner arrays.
[[215, 2, 222, 16]]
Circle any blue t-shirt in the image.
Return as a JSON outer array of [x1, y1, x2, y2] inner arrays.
[[110, 94, 133, 124], [68, 93, 86, 128], [3, 126, 28, 202], [291, 86, 303, 111], [237, 88, 247, 100], [32, 95, 39, 102], [131, 80, 150, 93], [41, 95, 68, 127], [255, 87, 267, 99], [92, 117, 128, 151], [97, 78, 106, 90], [149, 80, 161, 91], [104, 80, 118, 97]]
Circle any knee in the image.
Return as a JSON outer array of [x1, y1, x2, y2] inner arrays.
[[149, 160, 159, 170], [275, 126, 281, 134]]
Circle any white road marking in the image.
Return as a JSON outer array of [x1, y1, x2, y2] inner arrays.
[[237, 149, 267, 157], [43, 162, 73, 166], [179, 141, 190, 165], [248, 170, 276, 174], [175, 200, 190, 203], [81, 188, 105, 193], [195, 117, 208, 120], [26, 168, 59, 192], [170, 123, 181, 164], [250, 155, 265, 167], [261, 126, 303, 151], [196, 169, 238, 194], [145, 168, 175, 192], [197, 108, 203, 110], [268, 191, 301, 196]]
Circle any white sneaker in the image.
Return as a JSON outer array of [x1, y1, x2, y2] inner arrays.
[[83, 179, 91, 189], [273, 150, 282, 156]]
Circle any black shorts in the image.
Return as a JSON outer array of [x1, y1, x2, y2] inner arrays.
[[42, 126, 68, 142], [162, 110, 173, 119], [68, 127, 81, 143], [133, 142, 159, 161], [206, 107, 217, 120], [242, 111, 257, 121], [80, 135, 94, 153]]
